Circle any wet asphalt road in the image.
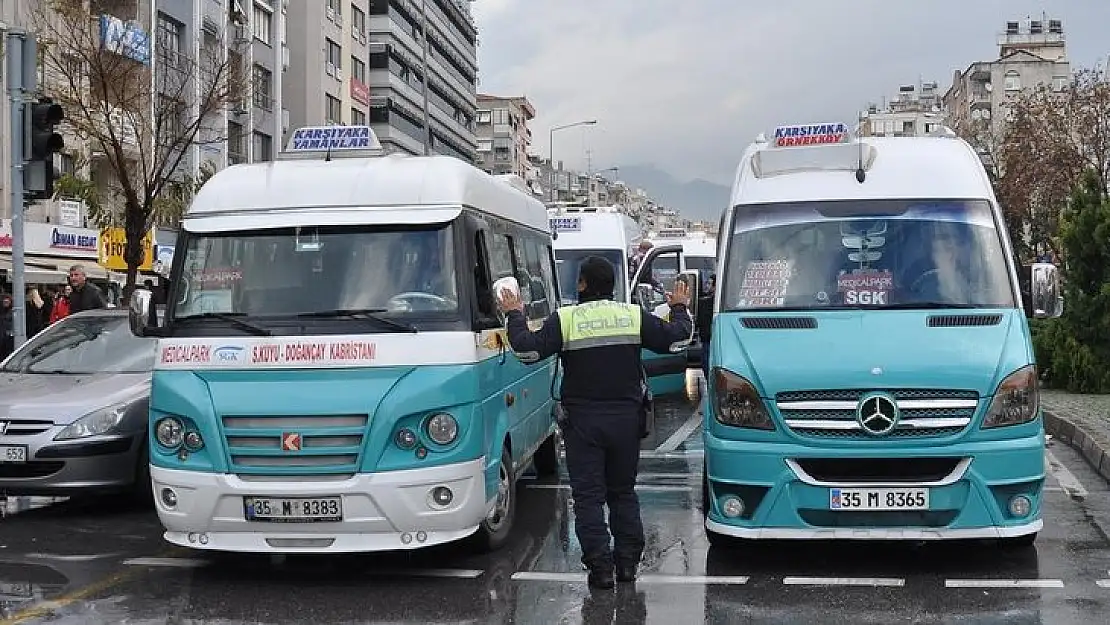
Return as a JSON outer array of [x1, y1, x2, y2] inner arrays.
[[2, 372, 1110, 624]]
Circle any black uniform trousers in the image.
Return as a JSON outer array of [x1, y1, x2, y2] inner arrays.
[[561, 405, 645, 568]]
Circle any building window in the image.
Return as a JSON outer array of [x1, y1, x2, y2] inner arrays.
[[477, 111, 491, 124], [352, 108, 366, 126], [252, 65, 273, 111], [327, 0, 341, 15], [253, 131, 273, 161], [326, 95, 342, 124], [351, 56, 366, 83], [1004, 71, 1021, 91], [156, 13, 183, 68], [326, 38, 341, 72], [492, 109, 509, 125], [228, 122, 246, 164], [252, 2, 272, 45], [353, 6, 366, 34], [1052, 75, 1068, 92]]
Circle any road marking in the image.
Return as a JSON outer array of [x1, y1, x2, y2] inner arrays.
[[1045, 449, 1088, 499], [369, 568, 484, 579], [640, 450, 704, 459], [525, 484, 695, 493], [1097, 580, 1110, 588], [124, 557, 209, 568], [25, 553, 121, 562], [655, 411, 703, 452], [945, 579, 1065, 588], [783, 576, 904, 587], [521, 472, 698, 483], [1043, 487, 1065, 493], [512, 571, 748, 584]]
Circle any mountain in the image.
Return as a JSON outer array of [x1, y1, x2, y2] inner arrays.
[[614, 164, 731, 222]]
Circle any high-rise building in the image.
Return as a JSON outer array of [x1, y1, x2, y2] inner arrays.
[[283, 0, 371, 139], [475, 94, 534, 178], [365, 0, 477, 161]]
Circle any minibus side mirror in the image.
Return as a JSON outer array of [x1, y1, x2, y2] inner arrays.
[[1027, 262, 1064, 319], [129, 289, 152, 337]]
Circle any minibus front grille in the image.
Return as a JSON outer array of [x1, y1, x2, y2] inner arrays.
[[775, 389, 979, 438], [221, 414, 369, 475], [794, 457, 962, 483]]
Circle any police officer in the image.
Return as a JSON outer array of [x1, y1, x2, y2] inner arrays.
[[497, 256, 692, 589]]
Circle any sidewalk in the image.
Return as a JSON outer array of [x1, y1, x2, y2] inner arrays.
[[1042, 389, 1110, 482]]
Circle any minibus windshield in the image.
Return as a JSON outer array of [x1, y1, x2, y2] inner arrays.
[[722, 199, 1015, 312], [172, 223, 459, 320], [554, 249, 627, 306]]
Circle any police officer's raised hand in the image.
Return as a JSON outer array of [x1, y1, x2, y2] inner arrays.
[[497, 287, 524, 313], [666, 280, 691, 307]]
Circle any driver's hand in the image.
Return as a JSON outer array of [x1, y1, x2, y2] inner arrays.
[[666, 280, 691, 307], [497, 287, 524, 313]]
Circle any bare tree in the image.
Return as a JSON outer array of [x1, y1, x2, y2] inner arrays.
[[33, 0, 247, 295]]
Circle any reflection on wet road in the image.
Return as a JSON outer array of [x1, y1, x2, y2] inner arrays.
[[2, 371, 1109, 624]]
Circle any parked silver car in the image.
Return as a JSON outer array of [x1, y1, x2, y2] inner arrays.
[[0, 309, 156, 498]]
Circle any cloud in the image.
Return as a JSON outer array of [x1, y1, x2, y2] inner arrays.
[[474, 0, 1110, 185]]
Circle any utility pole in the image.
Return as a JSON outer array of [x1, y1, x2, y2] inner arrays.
[[6, 30, 37, 350], [419, 0, 431, 155]]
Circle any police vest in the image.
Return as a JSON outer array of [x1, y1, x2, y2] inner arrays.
[[557, 300, 642, 352]]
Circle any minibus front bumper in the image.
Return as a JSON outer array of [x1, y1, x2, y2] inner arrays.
[[150, 458, 490, 553], [703, 433, 1045, 540]]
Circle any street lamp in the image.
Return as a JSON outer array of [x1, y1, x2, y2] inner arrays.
[[548, 119, 597, 201]]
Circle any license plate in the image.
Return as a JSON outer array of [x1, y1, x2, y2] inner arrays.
[[829, 487, 929, 511], [0, 445, 27, 464], [243, 496, 342, 523]]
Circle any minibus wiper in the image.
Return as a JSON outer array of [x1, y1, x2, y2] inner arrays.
[[174, 312, 273, 336], [882, 302, 979, 310], [298, 309, 418, 333]]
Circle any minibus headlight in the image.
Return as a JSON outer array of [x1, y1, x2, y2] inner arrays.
[[982, 365, 1039, 429], [155, 417, 186, 448], [426, 413, 459, 445], [712, 369, 775, 430]]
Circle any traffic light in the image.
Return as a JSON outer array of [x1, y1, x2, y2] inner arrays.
[[23, 97, 65, 200]]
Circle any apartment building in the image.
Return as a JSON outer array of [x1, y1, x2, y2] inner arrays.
[[861, 81, 945, 138], [0, 0, 285, 225], [943, 17, 1070, 142], [283, 0, 371, 137], [475, 94, 534, 178], [366, 0, 477, 161]]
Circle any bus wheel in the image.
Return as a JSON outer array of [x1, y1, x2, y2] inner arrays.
[[472, 447, 516, 552], [532, 430, 560, 478]]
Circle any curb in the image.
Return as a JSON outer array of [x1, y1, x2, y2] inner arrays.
[[1044, 410, 1110, 483]]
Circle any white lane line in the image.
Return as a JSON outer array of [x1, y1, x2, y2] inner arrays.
[[1097, 580, 1110, 588], [521, 472, 698, 483], [124, 557, 208, 568], [945, 579, 1065, 588], [526, 484, 695, 493], [1045, 449, 1088, 498], [372, 568, 484, 579], [783, 577, 904, 587], [1043, 487, 1065, 493], [655, 411, 703, 453], [640, 450, 704, 459], [511, 572, 748, 584], [25, 553, 121, 561]]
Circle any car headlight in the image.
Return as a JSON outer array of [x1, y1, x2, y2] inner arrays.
[[982, 365, 1039, 429], [712, 369, 775, 430], [425, 413, 459, 445], [54, 404, 130, 441], [155, 417, 186, 448]]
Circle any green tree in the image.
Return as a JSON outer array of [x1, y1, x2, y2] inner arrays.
[[1038, 171, 1110, 393]]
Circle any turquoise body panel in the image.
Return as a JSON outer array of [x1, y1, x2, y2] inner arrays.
[[703, 308, 1045, 535], [149, 350, 557, 505]]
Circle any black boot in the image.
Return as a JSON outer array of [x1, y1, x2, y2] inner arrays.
[[615, 561, 637, 583], [583, 553, 615, 589]]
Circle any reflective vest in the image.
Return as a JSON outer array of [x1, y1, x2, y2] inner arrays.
[[557, 300, 642, 352]]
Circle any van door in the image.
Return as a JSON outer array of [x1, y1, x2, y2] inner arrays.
[[629, 244, 692, 396]]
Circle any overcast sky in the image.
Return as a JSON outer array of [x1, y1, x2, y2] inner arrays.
[[472, 0, 1110, 186]]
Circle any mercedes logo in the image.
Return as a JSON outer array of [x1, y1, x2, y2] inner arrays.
[[857, 393, 899, 436]]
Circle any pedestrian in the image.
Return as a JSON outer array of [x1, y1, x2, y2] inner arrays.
[[25, 287, 50, 338], [66, 264, 106, 313], [49, 285, 71, 324], [497, 256, 693, 589], [628, 241, 653, 278], [0, 293, 14, 360]]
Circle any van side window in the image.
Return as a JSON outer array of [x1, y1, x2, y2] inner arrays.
[[473, 231, 494, 318], [487, 231, 515, 281], [508, 235, 537, 316], [523, 237, 553, 318]]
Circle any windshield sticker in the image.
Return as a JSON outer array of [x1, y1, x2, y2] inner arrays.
[[838, 269, 893, 305], [196, 268, 243, 287], [738, 260, 792, 307]]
